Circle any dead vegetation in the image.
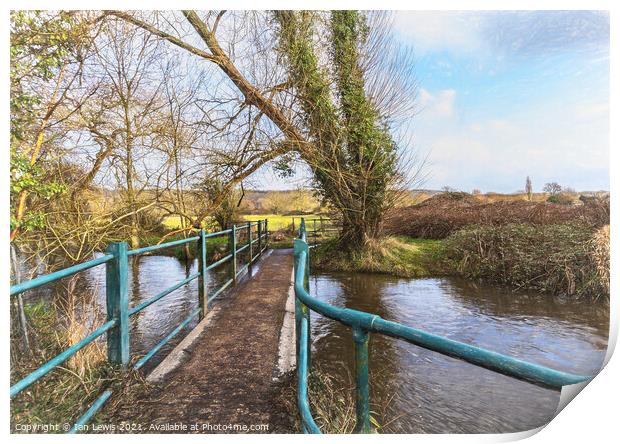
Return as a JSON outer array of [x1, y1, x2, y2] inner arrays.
[[442, 222, 610, 300], [385, 192, 609, 239], [590, 225, 610, 295]]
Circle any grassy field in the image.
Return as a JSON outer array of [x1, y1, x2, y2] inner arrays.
[[162, 214, 323, 232], [240, 214, 324, 231]]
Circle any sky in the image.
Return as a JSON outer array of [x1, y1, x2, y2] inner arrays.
[[254, 10, 610, 193]]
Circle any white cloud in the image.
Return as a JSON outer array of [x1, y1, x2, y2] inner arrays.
[[393, 11, 486, 55], [418, 88, 456, 118], [408, 95, 609, 192]]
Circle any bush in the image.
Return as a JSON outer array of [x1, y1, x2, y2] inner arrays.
[[546, 193, 574, 205], [442, 222, 609, 300], [385, 193, 609, 239]]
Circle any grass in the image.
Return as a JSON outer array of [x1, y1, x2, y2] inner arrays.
[[162, 214, 324, 232], [241, 214, 323, 231], [277, 365, 403, 433], [138, 231, 231, 262], [10, 300, 124, 432], [312, 236, 444, 278]]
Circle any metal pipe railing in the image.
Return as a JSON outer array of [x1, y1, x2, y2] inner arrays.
[[292, 218, 592, 433], [10, 219, 270, 433]]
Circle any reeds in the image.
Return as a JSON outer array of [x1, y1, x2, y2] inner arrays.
[[442, 222, 610, 300], [10, 276, 117, 431]]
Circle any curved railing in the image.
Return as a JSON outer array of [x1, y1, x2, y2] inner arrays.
[[292, 218, 591, 433], [10, 220, 269, 433]]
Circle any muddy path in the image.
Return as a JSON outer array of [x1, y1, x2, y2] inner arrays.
[[106, 249, 297, 433]]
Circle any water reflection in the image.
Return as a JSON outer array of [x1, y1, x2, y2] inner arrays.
[[309, 273, 608, 433], [21, 254, 235, 371]]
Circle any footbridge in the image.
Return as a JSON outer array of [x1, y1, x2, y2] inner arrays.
[[10, 219, 592, 433]]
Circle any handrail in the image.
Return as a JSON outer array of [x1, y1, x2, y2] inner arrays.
[[128, 273, 200, 316], [10, 254, 114, 296], [293, 218, 591, 433], [127, 236, 200, 256], [10, 219, 270, 433], [10, 319, 117, 398]]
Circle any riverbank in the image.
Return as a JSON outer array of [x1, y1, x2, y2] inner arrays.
[[308, 222, 609, 301], [311, 237, 444, 278]]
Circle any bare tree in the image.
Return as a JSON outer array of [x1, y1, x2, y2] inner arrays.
[[543, 182, 562, 195], [108, 10, 420, 248]]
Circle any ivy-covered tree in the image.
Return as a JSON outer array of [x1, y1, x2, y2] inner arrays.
[[110, 10, 417, 250]]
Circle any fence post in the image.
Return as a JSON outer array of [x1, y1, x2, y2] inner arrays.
[[292, 217, 295, 235], [353, 327, 371, 433], [197, 229, 208, 318], [257, 220, 262, 255], [105, 242, 130, 367], [231, 224, 237, 283], [265, 218, 269, 248], [313, 219, 317, 244]]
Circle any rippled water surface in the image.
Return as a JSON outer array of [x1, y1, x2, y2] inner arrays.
[[22, 253, 258, 371], [20, 254, 608, 432], [308, 273, 609, 433]]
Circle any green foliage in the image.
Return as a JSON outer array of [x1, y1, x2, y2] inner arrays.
[[275, 11, 398, 246], [10, 11, 86, 238], [10, 11, 82, 143], [10, 154, 67, 232]]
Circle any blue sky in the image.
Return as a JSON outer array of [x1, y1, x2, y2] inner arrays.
[[394, 10, 609, 193], [255, 10, 609, 192]]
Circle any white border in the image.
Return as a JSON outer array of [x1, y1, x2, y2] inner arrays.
[[2, 2, 616, 443]]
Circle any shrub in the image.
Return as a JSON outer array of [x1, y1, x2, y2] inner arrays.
[[546, 193, 574, 205], [385, 193, 609, 239], [442, 222, 609, 300]]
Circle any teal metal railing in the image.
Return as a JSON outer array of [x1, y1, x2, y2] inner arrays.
[[291, 216, 338, 245], [292, 218, 591, 433], [10, 220, 269, 433]]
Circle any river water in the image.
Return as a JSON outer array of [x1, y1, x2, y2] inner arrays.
[[18, 255, 608, 433], [308, 272, 609, 433], [19, 253, 245, 372]]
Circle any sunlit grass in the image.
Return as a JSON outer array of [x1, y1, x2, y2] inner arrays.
[[162, 214, 324, 232], [240, 214, 323, 231], [312, 236, 444, 278]]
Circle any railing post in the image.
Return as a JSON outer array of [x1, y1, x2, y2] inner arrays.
[[197, 229, 208, 319], [292, 217, 295, 235], [105, 242, 130, 368], [352, 327, 371, 433], [294, 224, 312, 370], [264, 218, 269, 249], [247, 222, 253, 267], [304, 235, 311, 367], [293, 236, 311, 371], [257, 220, 262, 255], [231, 224, 237, 283]]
